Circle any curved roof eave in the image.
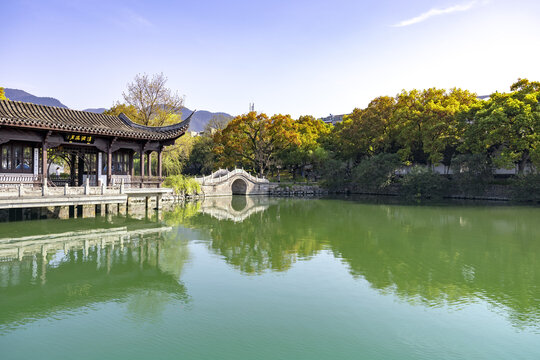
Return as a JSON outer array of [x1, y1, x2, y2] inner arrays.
[[118, 110, 195, 134]]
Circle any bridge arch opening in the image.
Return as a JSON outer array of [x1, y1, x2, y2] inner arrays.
[[231, 178, 247, 195], [231, 195, 247, 211]]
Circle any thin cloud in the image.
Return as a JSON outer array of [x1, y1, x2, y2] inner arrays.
[[393, 1, 482, 27], [123, 8, 153, 28]]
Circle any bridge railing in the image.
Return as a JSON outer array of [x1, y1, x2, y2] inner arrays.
[[195, 168, 269, 185]]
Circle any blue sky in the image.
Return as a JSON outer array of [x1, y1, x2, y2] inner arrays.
[[2, 0, 540, 118]]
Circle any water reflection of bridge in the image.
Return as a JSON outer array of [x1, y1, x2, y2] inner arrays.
[[198, 196, 276, 222]]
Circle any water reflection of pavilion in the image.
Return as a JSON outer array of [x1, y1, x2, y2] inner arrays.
[[0, 224, 171, 262], [0, 220, 188, 327]]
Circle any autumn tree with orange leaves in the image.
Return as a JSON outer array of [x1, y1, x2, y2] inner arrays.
[[213, 112, 300, 176]]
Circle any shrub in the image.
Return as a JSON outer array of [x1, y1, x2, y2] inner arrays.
[[352, 153, 401, 191], [511, 173, 540, 202], [400, 166, 448, 199], [319, 158, 350, 191], [450, 154, 493, 195], [163, 175, 201, 197]]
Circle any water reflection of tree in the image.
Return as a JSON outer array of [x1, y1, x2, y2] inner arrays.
[[189, 199, 325, 274], [188, 198, 540, 328], [125, 230, 192, 322], [164, 202, 201, 229], [326, 203, 540, 328]]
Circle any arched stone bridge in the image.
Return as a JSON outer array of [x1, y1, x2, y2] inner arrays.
[[195, 169, 272, 196]]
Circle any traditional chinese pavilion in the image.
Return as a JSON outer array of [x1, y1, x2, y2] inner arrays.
[[0, 100, 192, 187]]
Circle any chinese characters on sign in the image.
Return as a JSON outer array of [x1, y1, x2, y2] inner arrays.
[[63, 134, 94, 144]]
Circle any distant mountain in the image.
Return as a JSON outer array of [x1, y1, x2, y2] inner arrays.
[[83, 108, 107, 114], [181, 108, 232, 132], [4, 88, 68, 108]]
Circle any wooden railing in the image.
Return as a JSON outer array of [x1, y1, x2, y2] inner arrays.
[[114, 176, 163, 188]]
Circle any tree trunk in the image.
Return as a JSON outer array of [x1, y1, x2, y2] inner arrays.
[[518, 153, 530, 174]]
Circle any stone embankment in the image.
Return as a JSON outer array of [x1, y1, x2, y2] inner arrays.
[[443, 185, 511, 201], [268, 184, 328, 197], [348, 184, 512, 201]]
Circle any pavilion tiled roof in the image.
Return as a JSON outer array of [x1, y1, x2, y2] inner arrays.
[[0, 100, 192, 141]]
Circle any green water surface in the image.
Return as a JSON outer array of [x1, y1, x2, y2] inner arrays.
[[1, 197, 540, 359]]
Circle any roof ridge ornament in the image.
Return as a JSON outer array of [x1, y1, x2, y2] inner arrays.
[[118, 110, 195, 132]]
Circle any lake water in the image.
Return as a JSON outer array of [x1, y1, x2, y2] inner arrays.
[[1, 196, 539, 359]]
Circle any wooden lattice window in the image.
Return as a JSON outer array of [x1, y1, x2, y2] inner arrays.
[[1, 143, 33, 173], [108, 151, 131, 175]]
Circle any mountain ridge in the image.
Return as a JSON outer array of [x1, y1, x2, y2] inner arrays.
[[4, 88, 68, 108]]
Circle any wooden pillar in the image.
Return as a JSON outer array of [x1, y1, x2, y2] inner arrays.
[[140, 147, 145, 189], [140, 149, 145, 178], [147, 152, 152, 178], [107, 148, 112, 186], [70, 154, 76, 185], [157, 149, 163, 178], [41, 141, 48, 185], [130, 151, 135, 177], [78, 155, 84, 186]]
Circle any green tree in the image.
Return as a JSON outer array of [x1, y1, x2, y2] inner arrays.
[[394, 88, 478, 165], [279, 115, 331, 179], [184, 135, 216, 175], [161, 133, 195, 176], [450, 154, 493, 195], [462, 78, 540, 173], [336, 96, 397, 162], [400, 166, 448, 199], [352, 153, 401, 191]]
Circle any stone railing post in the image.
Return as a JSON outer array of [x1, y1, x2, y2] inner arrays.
[[84, 178, 90, 195], [64, 183, 68, 196], [42, 183, 48, 197], [18, 185, 22, 197], [101, 182, 106, 195], [120, 179, 125, 194]]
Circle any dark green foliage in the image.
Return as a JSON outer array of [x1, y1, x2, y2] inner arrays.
[[352, 153, 401, 191], [184, 136, 216, 175], [511, 173, 540, 202], [450, 154, 493, 195], [400, 166, 449, 199], [320, 158, 350, 191]]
